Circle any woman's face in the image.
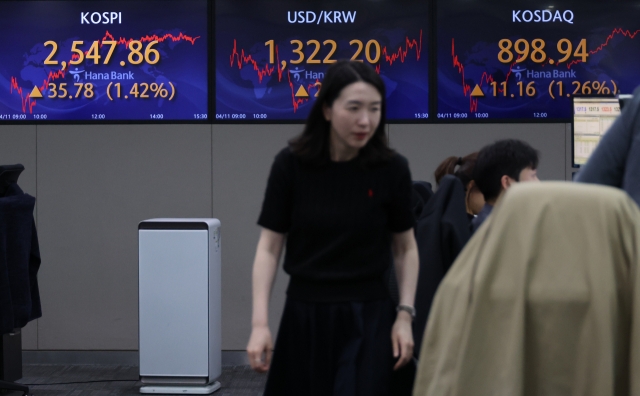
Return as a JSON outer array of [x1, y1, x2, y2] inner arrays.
[[323, 81, 382, 157]]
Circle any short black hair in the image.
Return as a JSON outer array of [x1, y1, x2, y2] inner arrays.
[[473, 139, 539, 201], [289, 60, 393, 167]]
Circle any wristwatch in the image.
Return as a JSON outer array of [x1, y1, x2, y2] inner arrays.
[[396, 304, 416, 319]]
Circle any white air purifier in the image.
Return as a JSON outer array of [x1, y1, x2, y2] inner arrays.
[[138, 219, 221, 394]]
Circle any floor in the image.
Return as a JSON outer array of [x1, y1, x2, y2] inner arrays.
[[2, 365, 267, 396]]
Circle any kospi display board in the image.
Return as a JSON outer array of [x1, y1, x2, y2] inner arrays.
[[436, 0, 640, 121], [215, 0, 430, 122], [0, 0, 208, 122]]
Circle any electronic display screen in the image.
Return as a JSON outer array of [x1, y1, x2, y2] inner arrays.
[[0, 0, 208, 122], [215, 0, 429, 122], [436, 0, 640, 121], [573, 97, 621, 166]]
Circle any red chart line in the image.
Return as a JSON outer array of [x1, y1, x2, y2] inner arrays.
[[228, 31, 423, 113], [451, 39, 515, 112], [565, 28, 640, 68], [10, 30, 200, 114], [452, 27, 640, 112]]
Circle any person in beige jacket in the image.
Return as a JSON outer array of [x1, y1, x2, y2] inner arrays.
[[413, 182, 640, 396]]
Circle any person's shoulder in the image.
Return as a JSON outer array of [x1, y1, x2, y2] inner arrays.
[[272, 146, 297, 166], [390, 152, 409, 166], [369, 152, 410, 180], [271, 147, 304, 178], [274, 146, 293, 160], [386, 152, 410, 173]]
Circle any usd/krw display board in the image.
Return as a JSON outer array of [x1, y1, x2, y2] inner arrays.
[[215, 0, 430, 122]]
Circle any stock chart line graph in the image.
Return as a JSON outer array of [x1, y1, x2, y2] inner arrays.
[[101, 31, 200, 47], [451, 39, 516, 112], [229, 39, 284, 84], [9, 31, 200, 114], [227, 31, 424, 113], [229, 40, 310, 112], [565, 28, 640, 69], [381, 30, 423, 65]]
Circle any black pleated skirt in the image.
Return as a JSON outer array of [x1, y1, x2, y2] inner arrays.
[[264, 297, 398, 396]]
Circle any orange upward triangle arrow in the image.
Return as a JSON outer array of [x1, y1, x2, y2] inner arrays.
[[470, 85, 484, 97], [295, 85, 309, 98], [30, 86, 43, 99]]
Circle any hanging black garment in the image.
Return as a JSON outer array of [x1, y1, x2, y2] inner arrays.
[[384, 177, 468, 396], [413, 175, 470, 355], [413, 181, 434, 206], [0, 183, 41, 334], [410, 181, 434, 220]]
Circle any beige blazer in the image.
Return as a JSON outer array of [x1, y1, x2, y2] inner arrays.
[[414, 182, 640, 396]]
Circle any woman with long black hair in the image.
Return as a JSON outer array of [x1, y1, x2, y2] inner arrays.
[[246, 60, 419, 395]]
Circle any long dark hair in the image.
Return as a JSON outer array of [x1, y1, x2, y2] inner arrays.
[[289, 60, 394, 166], [434, 152, 478, 189]]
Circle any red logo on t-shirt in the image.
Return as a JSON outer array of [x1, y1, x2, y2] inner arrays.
[[368, 189, 373, 197]]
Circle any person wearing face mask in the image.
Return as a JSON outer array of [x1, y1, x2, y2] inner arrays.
[[434, 153, 485, 221], [246, 60, 419, 395]]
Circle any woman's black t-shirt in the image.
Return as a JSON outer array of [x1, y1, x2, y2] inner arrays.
[[258, 147, 415, 302]]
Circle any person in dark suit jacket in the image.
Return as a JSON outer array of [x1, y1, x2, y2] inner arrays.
[[576, 85, 640, 206]]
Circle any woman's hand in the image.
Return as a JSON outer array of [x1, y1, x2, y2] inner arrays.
[[390, 229, 418, 370], [247, 325, 273, 373], [247, 228, 284, 374], [391, 311, 414, 370]]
